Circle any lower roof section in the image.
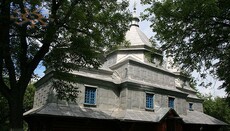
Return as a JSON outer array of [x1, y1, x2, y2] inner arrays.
[[24, 103, 114, 120], [24, 103, 227, 126], [181, 110, 228, 125]]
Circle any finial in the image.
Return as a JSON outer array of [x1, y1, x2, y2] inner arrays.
[[131, 0, 139, 27], [133, 0, 137, 11]]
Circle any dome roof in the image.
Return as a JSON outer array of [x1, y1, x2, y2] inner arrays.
[[125, 8, 152, 47], [125, 25, 152, 47]]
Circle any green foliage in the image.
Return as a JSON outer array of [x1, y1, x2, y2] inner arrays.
[[0, 0, 131, 129], [23, 84, 35, 112], [203, 96, 230, 130], [0, 95, 9, 131], [0, 84, 35, 130], [142, 0, 230, 97]]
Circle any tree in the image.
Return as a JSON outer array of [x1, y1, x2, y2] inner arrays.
[[203, 96, 230, 131], [0, 0, 131, 130], [0, 93, 8, 130], [142, 0, 230, 97], [0, 84, 35, 131]]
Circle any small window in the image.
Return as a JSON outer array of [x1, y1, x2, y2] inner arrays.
[[189, 103, 193, 111], [146, 93, 154, 109], [168, 97, 175, 109], [84, 87, 96, 105]]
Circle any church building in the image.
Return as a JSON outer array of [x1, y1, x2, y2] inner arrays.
[[24, 7, 227, 131]]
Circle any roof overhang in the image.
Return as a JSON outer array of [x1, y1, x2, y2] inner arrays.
[[24, 103, 227, 126]]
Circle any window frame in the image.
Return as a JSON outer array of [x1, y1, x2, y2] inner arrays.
[[145, 93, 154, 111], [189, 103, 193, 111], [84, 86, 97, 106], [168, 97, 175, 109]]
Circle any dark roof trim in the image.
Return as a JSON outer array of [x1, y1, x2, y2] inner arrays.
[[159, 108, 182, 123], [186, 97, 204, 103], [110, 58, 177, 77], [121, 81, 188, 98], [34, 71, 118, 89], [107, 45, 163, 57]]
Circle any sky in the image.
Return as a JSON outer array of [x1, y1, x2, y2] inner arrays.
[[35, 0, 226, 98]]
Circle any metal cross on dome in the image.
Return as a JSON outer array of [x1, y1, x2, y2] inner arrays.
[[134, 0, 137, 11]]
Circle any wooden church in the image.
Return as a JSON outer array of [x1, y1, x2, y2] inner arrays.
[[24, 7, 227, 131]]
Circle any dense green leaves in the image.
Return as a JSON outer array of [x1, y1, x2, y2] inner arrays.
[[0, 0, 131, 129], [44, 1, 132, 72], [204, 97, 230, 123], [0, 84, 35, 130], [0, 94, 9, 130], [203, 96, 230, 131], [142, 0, 230, 97]]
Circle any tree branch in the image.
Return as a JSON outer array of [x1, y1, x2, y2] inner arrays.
[[18, 0, 26, 14], [16, 0, 59, 93], [212, 16, 230, 22], [0, 49, 10, 99], [20, 0, 61, 83], [19, 25, 28, 76], [18, 0, 28, 69], [0, 0, 17, 89], [213, 21, 230, 28], [62, 24, 91, 36], [0, 80, 11, 100], [58, 1, 79, 26]]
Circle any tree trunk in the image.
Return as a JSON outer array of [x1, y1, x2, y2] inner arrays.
[[8, 93, 24, 131]]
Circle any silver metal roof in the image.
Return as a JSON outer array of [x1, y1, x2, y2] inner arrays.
[[112, 107, 179, 122], [24, 103, 173, 122], [24, 103, 227, 125], [125, 5, 152, 47], [24, 103, 115, 120], [181, 110, 228, 125], [125, 24, 152, 47]]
